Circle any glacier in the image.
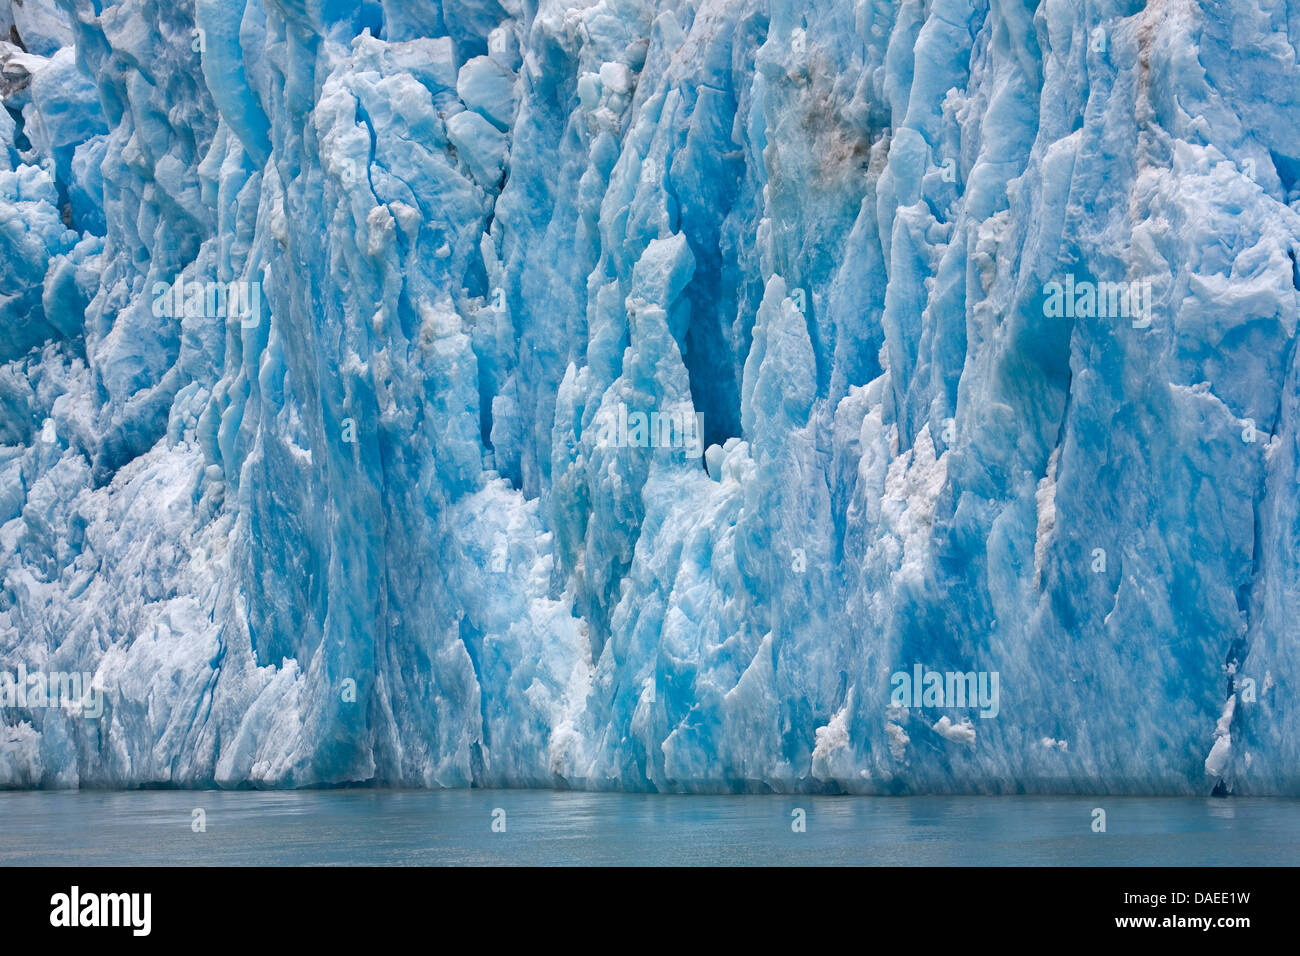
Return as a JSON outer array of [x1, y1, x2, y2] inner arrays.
[[1, 0, 1299, 794]]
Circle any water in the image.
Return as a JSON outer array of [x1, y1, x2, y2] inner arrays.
[[1, 791, 1296, 866]]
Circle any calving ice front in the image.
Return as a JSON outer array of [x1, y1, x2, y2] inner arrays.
[[6, 0, 1300, 804], [49, 887, 151, 936], [891, 665, 1000, 718]]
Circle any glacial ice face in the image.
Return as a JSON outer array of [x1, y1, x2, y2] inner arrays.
[[1, 0, 1299, 794]]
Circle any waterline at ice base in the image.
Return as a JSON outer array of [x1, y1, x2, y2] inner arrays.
[[2, 0, 1299, 797]]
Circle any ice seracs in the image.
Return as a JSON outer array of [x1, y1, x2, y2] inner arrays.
[[0, 0, 1297, 795]]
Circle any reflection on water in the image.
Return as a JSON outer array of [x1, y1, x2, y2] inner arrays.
[[1, 790, 1296, 866]]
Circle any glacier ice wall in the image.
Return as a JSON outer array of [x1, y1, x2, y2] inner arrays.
[[2, 0, 1299, 793]]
